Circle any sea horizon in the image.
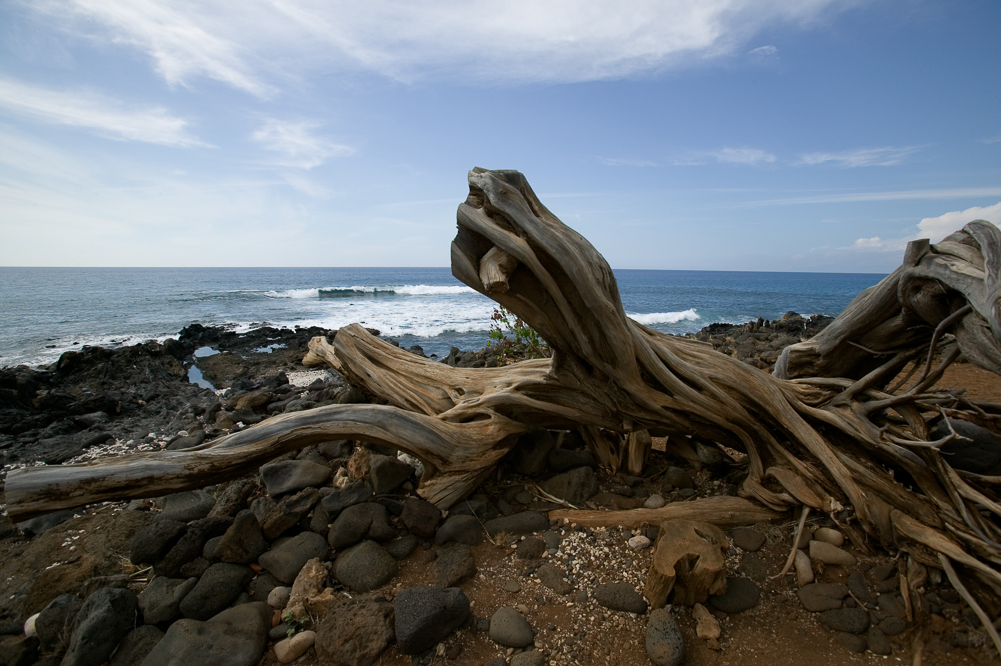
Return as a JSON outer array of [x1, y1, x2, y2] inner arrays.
[[0, 266, 887, 369]]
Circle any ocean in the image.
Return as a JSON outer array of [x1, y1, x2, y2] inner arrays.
[[0, 267, 886, 368]]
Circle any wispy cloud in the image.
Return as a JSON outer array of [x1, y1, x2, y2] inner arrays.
[[712, 148, 776, 166], [746, 187, 1001, 207], [0, 76, 205, 147], [798, 146, 920, 167], [599, 157, 657, 167], [32, 0, 273, 97], [749, 45, 778, 56], [251, 119, 354, 169], [32, 0, 848, 90], [984, 135, 1001, 145]]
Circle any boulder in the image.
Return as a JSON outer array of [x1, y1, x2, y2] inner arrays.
[[334, 541, 398, 592], [215, 510, 268, 564], [433, 544, 476, 587], [61, 587, 138, 666], [434, 515, 484, 546], [540, 466, 599, 505], [140, 602, 271, 666], [932, 418, 1001, 474], [320, 481, 373, 519], [260, 460, 331, 497], [260, 487, 320, 540], [138, 577, 198, 625], [109, 625, 164, 666], [130, 519, 187, 566], [327, 502, 395, 549], [33, 593, 80, 653], [155, 516, 233, 578], [400, 498, 442, 539], [259, 531, 329, 584], [510, 428, 556, 476], [394, 586, 471, 655], [367, 454, 412, 494], [314, 595, 395, 666], [178, 563, 253, 621], [160, 490, 216, 522], [547, 447, 597, 472]]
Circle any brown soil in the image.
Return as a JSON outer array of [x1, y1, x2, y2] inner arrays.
[[1, 361, 998, 666]]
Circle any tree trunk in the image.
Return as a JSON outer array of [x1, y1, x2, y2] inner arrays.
[[5, 168, 1001, 612]]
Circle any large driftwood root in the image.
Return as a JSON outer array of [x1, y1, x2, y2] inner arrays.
[[5, 168, 1001, 614]]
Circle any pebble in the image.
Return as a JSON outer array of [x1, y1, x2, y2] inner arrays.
[[273, 630, 315, 663], [835, 631, 868, 653], [504, 580, 522, 593], [808, 540, 856, 566], [643, 494, 666, 509], [708, 577, 760, 614], [489, 607, 534, 648], [593, 582, 648, 614], [819, 608, 869, 634], [813, 527, 845, 547], [867, 626, 892, 655], [798, 582, 846, 611], [646, 607, 684, 666], [794, 549, 814, 587], [267, 586, 291, 610], [692, 603, 721, 640], [511, 650, 546, 666], [627, 535, 651, 550], [729, 527, 766, 552], [535, 563, 573, 595]]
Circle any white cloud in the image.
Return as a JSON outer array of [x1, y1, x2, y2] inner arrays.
[[0, 76, 205, 146], [31, 0, 850, 89], [749, 45, 778, 56], [917, 202, 1001, 242], [798, 146, 920, 167], [599, 157, 657, 167], [250, 119, 354, 169], [845, 202, 1001, 253], [712, 147, 776, 166]]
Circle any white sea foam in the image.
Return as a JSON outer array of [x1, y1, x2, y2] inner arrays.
[[628, 309, 700, 325], [263, 284, 476, 299]]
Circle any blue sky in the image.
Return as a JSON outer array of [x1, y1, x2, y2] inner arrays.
[[1, 1, 999, 271]]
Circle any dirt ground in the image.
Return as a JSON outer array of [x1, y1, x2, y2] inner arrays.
[[1, 361, 998, 666]]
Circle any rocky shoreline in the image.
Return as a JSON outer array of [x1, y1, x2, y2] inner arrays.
[[0, 316, 996, 666]]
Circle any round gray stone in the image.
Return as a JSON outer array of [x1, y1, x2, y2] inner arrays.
[[646, 607, 684, 666], [489, 607, 533, 648], [334, 540, 398, 592]]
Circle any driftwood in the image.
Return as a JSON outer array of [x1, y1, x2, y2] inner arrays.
[[644, 519, 728, 607], [5, 168, 1001, 613]]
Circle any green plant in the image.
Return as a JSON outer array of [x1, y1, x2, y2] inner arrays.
[[487, 307, 551, 364], [283, 610, 310, 639]]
